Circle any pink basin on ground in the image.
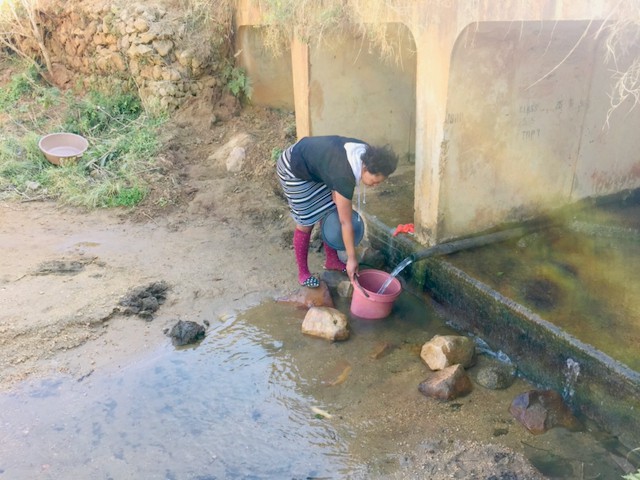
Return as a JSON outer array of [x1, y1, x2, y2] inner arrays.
[[39, 133, 88, 165]]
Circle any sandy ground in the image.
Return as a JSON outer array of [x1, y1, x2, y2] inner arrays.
[[0, 98, 303, 386], [0, 196, 293, 388]]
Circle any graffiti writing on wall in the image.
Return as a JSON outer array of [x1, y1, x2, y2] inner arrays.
[[446, 112, 463, 124], [521, 129, 541, 140]]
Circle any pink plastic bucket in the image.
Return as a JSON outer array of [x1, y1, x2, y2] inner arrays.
[[350, 269, 402, 320]]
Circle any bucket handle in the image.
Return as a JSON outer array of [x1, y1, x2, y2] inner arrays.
[[352, 273, 370, 298]]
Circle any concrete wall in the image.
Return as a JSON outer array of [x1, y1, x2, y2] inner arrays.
[[307, 26, 416, 162], [439, 20, 640, 239], [236, 27, 294, 110], [234, 0, 640, 245], [574, 32, 640, 198], [237, 25, 417, 162]]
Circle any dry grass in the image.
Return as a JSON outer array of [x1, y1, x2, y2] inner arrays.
[[255, 0, 424, 63], [598, 0, 640, 123], [0, 0, 52, 75]]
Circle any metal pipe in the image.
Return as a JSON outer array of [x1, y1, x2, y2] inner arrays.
[[409, 226, 536, 263]]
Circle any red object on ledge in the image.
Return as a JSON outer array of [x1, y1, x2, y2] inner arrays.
[[392, 223, 415, 237]]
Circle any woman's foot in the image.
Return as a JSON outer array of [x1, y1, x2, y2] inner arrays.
[[300, 275, 320, 288]]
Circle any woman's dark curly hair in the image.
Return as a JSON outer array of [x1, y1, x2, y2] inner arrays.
[[362, 144, 399, 177]]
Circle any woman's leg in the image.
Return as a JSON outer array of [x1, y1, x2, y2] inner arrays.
[[293, 224, 319, 288], [323, 242, 347, 272]]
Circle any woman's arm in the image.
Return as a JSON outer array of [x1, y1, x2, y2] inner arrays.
[[333, 191, 359, 281]]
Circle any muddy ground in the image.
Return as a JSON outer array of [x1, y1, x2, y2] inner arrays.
[[0, 95, 547, 478]]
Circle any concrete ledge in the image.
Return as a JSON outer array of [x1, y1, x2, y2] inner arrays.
[[363, 211, 640, 449], [423, 258, 640, 448]]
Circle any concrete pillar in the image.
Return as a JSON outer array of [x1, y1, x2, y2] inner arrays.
[[291, 36, 311, 139], [411, 22, 457, 245]]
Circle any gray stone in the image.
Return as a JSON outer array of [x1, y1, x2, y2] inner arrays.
[[475, 361, 517, 390], [301, 307, 349, 341], [226, 147, 245, 173], [509, 389, 581, 435], [208, 132, 253, 167], [118, 281, 169, 319], [167, 320, 205, 346], [420, 335, 476, 370]]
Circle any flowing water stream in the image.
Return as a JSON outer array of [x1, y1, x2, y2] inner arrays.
[[376, 257, 413, 294]]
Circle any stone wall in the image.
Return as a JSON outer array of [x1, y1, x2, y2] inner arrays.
[[13, 0, 230, 112]]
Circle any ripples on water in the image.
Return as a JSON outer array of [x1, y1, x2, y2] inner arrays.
[[0, 317, 357, 479], [0, 292, 632, 479]]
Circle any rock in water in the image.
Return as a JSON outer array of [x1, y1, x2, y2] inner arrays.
[[167, 320, 205, 346], [509, 389, 581, 434], [420, 335, 476, 370], [301, 307, 349, 341], [277, 281, 334, 308], [474, 360, 517, 390], [418, 364, 473, 401]]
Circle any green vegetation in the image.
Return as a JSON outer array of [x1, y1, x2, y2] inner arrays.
[[623, 448, 640, 480], [270, 147, 283, 163], [222, 63, 252, 102], [0, 63, 164, 209], [0, 64, 38, 109]]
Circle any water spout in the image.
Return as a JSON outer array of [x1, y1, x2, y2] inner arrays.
[[377, 257, 413, 294]]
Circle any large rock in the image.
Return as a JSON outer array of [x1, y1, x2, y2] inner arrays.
[[418, 364, 472, 401], [207, 132, 253, 167], [226, 146, 246, 173], [509, 389, 581, 435], [166, 320, 205, 346], [420, 335, 476, 370], [301, 307, 349, 341], [276, 281, 334, 308]]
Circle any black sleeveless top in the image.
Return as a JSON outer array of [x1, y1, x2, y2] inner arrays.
[[289, 135, 367, 200]]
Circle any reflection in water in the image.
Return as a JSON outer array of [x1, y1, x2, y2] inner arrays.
[[0, 317, 356, 479], [448, 209, 640, 371]]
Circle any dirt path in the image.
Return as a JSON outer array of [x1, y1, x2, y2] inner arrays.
[[0, 181, 294, 388], [0, 103, 304, 388]]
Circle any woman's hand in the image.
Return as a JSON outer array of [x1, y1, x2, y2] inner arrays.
[[346, 256, 359, 282], [333, 191, 359, 282]]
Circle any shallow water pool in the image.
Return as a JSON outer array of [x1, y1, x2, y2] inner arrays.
[[0, 290, 632, 479]]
